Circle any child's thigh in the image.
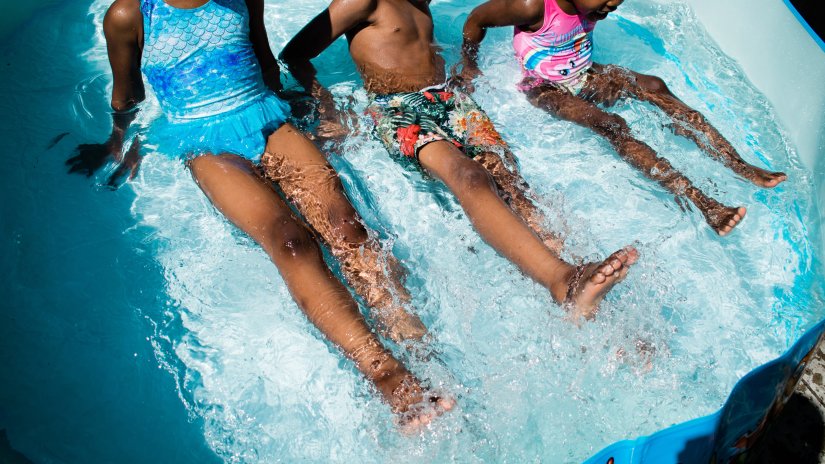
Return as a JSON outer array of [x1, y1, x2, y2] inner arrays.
[[261, 123, 369, 242], [188, 153, 304, 244], [263, 123, 351, 207], [264, 123, 334, 171]]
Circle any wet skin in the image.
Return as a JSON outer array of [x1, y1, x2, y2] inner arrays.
[[78, 0, 445, 428], [282, 0, 446, 94], [283, 0, 637, 320], [462, 0, 786, 235]]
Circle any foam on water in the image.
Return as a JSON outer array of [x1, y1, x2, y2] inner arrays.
[[4, 0, 823, 462]]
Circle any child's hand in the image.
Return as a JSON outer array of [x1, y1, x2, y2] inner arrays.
[[317, 109, 348, 140], [106, 138, 142, 188], [67, 136, 141, 188], [451, 61, 483, 93], [315, 102, 359, 149]]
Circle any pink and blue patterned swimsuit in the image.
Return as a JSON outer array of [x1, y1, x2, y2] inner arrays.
[[140, 0, 290, 161], [513, 0, 595, 95]]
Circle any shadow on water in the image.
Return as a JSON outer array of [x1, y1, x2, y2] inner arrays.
[[670, 392, 825, 464], [0, 430, 33, 464], [669, 391, 825, 464], [744, 392, 825, 464]]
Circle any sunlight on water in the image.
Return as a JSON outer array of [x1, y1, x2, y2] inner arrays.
[[37, 0, 825, 461]]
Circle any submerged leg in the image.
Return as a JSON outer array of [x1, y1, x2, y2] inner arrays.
[[188, 153, 450, 423], [260, 124, 425, 342], [473, 150, 564, 255], [591, 64, 786, 188], [418, 141, 636, 319], [525, 83, 746, 235]]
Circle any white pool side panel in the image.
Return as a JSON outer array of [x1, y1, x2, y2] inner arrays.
[[685, 0, 825, 263], [686, 0, 824, 169]]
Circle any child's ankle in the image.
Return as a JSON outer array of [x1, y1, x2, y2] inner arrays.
[[549, 264, 577, 303]]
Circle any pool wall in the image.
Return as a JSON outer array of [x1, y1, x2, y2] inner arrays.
[[685, 0, 825, 265]]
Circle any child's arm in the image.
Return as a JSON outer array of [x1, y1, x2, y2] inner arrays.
[[280, 0, 376, 99], [105, 0, 145, 114], [280, 0, 377, 140], [460, 0, 544, 82], [245, 0, 282, 93], [68, 0, 144, 186]]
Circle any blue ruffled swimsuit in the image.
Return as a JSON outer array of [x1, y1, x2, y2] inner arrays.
[[140, 0, 290, 161]]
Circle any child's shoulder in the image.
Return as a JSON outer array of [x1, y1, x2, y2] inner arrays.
[[104, 0, 143, 32], [106, 0, 143, 21]]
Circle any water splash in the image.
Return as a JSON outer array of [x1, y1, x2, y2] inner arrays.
[[73, 0, 825, 461]]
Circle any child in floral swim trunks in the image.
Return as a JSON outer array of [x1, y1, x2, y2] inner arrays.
[[282, 0, 638, 320], [369, 85, 508, 161], [460, 0, 788, 236]]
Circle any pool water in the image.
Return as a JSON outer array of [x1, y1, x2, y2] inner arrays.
[[1, 0, 823, 462]]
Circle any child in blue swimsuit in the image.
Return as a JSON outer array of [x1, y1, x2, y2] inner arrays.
[[69, 0, 450, 427]]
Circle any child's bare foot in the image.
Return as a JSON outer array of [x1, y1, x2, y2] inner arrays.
[[702, 205, 746, 236], [373, 370, 454, 431], [564, 247, 639, 320], [741, 166, 787, 188]]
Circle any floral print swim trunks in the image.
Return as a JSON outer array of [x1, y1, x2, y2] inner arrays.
[[367, 84, 508, 162]]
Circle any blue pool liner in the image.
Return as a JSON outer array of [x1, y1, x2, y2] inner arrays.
[[584, 319, 825, 464]]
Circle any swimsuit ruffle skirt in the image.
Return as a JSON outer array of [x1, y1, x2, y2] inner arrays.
[[147, 92, 290, 162], [140, 0, 290, 162]]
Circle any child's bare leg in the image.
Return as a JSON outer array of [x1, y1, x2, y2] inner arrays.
[[418, 141, 636, 319], [260, 124, 425, 342], [187, 153, 450, 422], [525, 84, 746, 235], [472, 150, 564, 255], [590, 64, 786, 188]]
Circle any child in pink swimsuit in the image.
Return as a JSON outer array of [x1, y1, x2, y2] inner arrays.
[[513, 0, 595, 94], [460, 0, 787, 236]]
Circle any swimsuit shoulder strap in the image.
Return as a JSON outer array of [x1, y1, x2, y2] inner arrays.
[[139, 0, 159, 28], [544, 0, 562, 16], [140, 0, 157, 16], [534, 0, 562, 34]]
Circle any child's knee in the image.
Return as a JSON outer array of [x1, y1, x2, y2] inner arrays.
[[455, 160, 496, 192], [326, 204, 369, 244], [640, 75, 669, 93], [593, 113, 630, 137], [267, 219, 318, 261]]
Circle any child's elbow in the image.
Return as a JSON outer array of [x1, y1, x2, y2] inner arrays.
[[110, 96, 141, 113], [110, 100, 130, 112], [463, 11, 485, 38]]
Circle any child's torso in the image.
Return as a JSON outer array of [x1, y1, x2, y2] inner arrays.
[[512, 0, 595, 84], [140, 0, 267, 120], [348, 0, 446, 94]]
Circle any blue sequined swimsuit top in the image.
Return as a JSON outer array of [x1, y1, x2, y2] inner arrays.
[[140, 0, 268, 120]]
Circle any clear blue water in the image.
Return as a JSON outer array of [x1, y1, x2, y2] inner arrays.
[[1, 0, 824, 462]]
